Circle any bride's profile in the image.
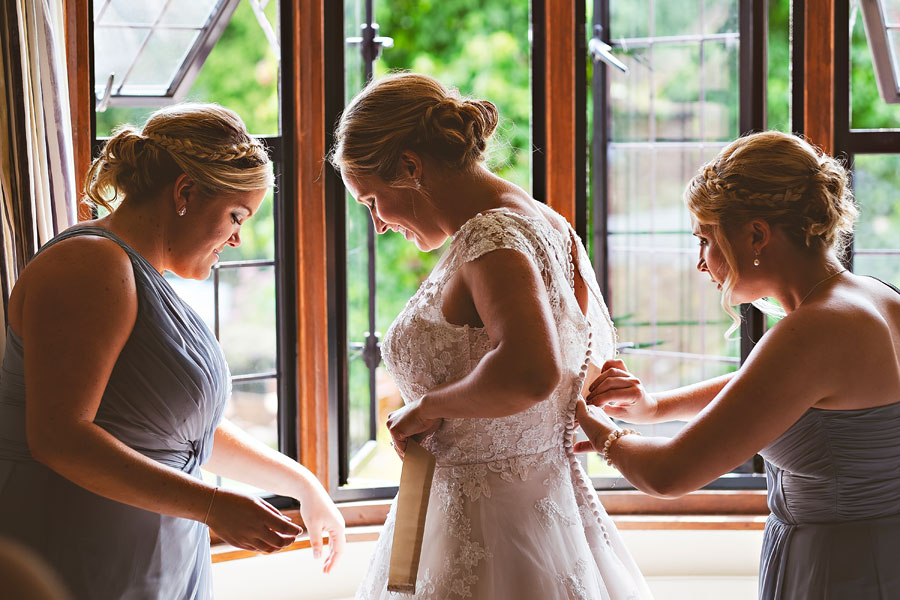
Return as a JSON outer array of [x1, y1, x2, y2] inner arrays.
[[330, 72, 652, 599]]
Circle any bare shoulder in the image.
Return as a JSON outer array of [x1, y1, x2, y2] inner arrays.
[[793, 274, 900, 342], [744, 275, 900, 408], [10, 234, 138, 338], [759, 287, 880, 358]]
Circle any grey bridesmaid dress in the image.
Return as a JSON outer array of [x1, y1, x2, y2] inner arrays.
[[759, 391, 900, 596], [0, 226, 230, 599]]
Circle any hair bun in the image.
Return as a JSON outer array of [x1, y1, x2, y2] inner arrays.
[[801, 158, 856, 248], [331, 73, 503, 180], [418, 97, 499, 169]]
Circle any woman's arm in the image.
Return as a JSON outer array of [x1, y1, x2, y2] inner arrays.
[[585, 359, 737, 424], [387, 248, 562, 455], [203, 420, 345, 572], [20, 237, 299, 553], [576, 308, 840, 497]]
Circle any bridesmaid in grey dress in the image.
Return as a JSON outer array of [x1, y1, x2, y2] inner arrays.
[[575, 131, 900, 598], [0, 104, 345, 599]]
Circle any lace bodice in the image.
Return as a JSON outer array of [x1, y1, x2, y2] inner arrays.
[[381, 208, 616, 466], [359, 208, 651, 600]]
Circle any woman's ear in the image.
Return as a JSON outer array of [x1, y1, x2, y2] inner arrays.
[[398, 151, 424, 185], [748, 218, 771, 254], [172, 174, 197, 216]]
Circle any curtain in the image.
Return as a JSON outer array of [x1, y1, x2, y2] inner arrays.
[[0, 0, 77, 362]]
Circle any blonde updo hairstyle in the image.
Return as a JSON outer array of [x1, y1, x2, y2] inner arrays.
[[84, 103, 273, 212], [329, 73, 499, 186], [685, 131, 858, 334]]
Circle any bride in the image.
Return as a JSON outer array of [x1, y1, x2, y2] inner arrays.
[[330, 73, 652, 600]]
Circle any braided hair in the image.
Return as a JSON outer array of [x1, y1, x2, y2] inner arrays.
[[84, 103, 272, 212], [685, 131, 858, 335]]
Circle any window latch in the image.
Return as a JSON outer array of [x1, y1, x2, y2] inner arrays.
[[589, 25, 627, 73], [362, 331, 382, 370], [95, 72, 115, 113], [347, 23, 394, 64]]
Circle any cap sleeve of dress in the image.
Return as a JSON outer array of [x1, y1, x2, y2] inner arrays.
[[445, 210, 544, 277]]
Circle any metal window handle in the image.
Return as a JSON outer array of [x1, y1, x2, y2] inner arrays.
[[95, 72, 115, 113], [346, 23, 394, 63], [589, 25, 627, 73]]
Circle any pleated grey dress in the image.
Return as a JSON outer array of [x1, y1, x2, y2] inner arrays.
[[0, 226, 230, 600], [758, 402, 900, 598]]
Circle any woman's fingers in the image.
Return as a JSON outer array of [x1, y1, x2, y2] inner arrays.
[[308, 524, 325, 561], [575, 399, 599, 440], [261, 505, 302, 537], [389, 429, 407, 459], [573, 440, 596, 454], [210, 491, 303, 554], [575, 398, 616, 450], [323, 525, 346, 573], [600, 404, 631, 418], [588, 367, 633, 393], [586, 378, 639, 404], [252, 535, 283, 554], [601, 358, 627, 372]]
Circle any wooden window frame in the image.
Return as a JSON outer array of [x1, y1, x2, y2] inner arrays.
[[63, 0, 838, 531]]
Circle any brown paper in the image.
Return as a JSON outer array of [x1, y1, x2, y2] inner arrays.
[[387, 438, 436, 594]]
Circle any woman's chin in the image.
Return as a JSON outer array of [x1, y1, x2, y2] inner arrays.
[[171, 265, 213, 281], [413, 238, 434, 252]]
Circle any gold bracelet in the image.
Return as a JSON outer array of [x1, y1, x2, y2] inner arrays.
[[203, 486, 218, 525], [599, 428, 640, 467]]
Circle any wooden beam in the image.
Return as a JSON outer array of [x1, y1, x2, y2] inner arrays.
[[64, 0, 92, 221], [544, 0, 577, 225], [293, 1, 331, 483], [804, 0, 835, 154]]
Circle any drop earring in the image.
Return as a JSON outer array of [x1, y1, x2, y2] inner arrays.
[[753, 251, 760, 267], [178, 207, 186, 216]]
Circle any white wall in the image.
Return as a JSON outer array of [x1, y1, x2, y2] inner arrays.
[[212, 529, 763, 599]]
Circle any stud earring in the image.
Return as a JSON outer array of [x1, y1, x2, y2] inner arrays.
[[178, 207, 186, 216]]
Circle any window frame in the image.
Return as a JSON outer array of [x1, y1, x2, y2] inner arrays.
[[85, 0, 301, 478], [91, 0, 242, 109], [835, 0, 900, 264], [69, 0, 843, 517], [858, 0, 900, 105], [587, 0, 771, 491]]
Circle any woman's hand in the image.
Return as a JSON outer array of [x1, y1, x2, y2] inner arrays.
[[585, 359, 658, 424], [205, 488, 302, 554], [386, 399, 442, 459], [574, 398, 619, 454], [297, 481, 346, 574]]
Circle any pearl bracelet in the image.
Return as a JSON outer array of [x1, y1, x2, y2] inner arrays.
[[599, 428, 640, 467]]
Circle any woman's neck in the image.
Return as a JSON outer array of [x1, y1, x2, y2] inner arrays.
[[770, 249, 846, 313], [97, 200, 170, 274], [428, 165, 532, 236]]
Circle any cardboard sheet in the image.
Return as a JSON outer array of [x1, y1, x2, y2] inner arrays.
[[387, 438, 436, 594]]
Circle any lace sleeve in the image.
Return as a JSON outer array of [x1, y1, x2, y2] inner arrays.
[[446, 211, 546, 278]]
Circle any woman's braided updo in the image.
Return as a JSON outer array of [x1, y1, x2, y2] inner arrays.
[[84, 103, 273, 212], [686, 131, 857, 251], [329, 73, 499, 183], [685, 131, 858, 333]]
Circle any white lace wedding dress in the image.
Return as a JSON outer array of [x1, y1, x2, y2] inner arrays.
[[356, 208, 653, 600]]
